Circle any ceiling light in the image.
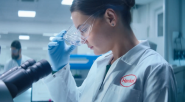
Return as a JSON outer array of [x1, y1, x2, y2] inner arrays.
[[50, 37, 55, 41], [61, 0, 73, 5], [53, 33, 58, 36], [43, 33, 58, 37], [18, 10, 36, 17], [71, 16, 72, 19], [19, 35, 30, 40], [43, 33, 53, 37]]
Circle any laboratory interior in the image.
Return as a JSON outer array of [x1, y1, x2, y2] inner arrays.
[[0, 0, 184, 102]]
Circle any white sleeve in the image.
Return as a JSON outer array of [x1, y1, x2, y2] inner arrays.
[[43, 57, 99, 102], [43, 64, 82, 102], [143, 63, 177, 102], [4, 61, 10, 72]]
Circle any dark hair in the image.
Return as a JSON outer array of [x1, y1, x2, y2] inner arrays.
[[70, 0, 135, 29], [11, 40, 21, 50]]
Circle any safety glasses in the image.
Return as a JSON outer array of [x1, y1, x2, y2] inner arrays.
[[11, 49, 19, 54], [63, 15, 95, 46]]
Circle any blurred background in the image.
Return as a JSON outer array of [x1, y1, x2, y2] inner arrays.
[[0, 0, 185, 102]]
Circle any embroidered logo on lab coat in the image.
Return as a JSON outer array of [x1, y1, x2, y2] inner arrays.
[[120, 74, 137, 87]]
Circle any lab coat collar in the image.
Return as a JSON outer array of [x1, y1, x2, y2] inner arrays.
[[97, 40, 150, 65], [103, 51, 113, 58], [120, 40, 150, 65]]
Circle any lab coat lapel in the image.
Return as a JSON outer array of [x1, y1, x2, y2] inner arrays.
[[103, 40, 151, 84], [103, 58, 125, 84], [92, 54, 113, 101], [93, 59, 130, 102], [97, 59, 131, 101]]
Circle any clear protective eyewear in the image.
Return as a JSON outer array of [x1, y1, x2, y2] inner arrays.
[[11, 49, 19, 54], [63, 15, 95, 46]]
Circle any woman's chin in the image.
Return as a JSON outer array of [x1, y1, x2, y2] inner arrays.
[[94, 50, 105, 55]]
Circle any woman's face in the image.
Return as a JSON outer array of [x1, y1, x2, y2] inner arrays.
[[71, 11, 115, 55]]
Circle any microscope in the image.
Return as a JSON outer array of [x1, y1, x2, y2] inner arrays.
[[0, 59, 52, 102]]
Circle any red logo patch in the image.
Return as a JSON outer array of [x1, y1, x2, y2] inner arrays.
[[120, 74, 137, 87]]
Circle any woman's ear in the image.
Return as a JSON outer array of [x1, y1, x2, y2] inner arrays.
[[104, 9, 117, 27]]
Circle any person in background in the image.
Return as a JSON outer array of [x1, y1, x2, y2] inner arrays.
[[4, 40, 31, 72]]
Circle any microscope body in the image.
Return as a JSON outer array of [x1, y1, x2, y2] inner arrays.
[[0, 80, 13, 102], [0, 59, 52, 102]]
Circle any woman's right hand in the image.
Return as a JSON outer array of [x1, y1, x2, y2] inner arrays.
[[48, 30, 76, 71]]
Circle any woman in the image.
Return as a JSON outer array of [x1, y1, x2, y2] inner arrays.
[[44, 0, 177, 102]]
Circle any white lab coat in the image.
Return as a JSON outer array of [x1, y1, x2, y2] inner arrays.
[[4, 55, 31, 72], [44, 40, 177, 102]]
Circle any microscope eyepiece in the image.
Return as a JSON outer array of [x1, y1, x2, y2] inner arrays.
[[1, 59, 52, 98], [0, 59, 36, 80], [20, 59, 36, 70]]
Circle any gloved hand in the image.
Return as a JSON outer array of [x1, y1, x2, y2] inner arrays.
[[48, 30, 76, 71]]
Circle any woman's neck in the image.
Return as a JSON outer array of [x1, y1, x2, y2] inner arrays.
[[111, 29, 139, 64]]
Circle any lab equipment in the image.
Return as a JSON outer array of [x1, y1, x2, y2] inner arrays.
[[70, 54, 99, 86], [63, 15, 95, 46], [48, 30, 76, 71], [0, 59, 36, 80], [70, 54, 99, 70], [0, 59, 52, 102], [173, 66, 185, 102]]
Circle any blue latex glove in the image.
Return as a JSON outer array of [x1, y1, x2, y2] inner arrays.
[[48, 30, 76, 71]]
